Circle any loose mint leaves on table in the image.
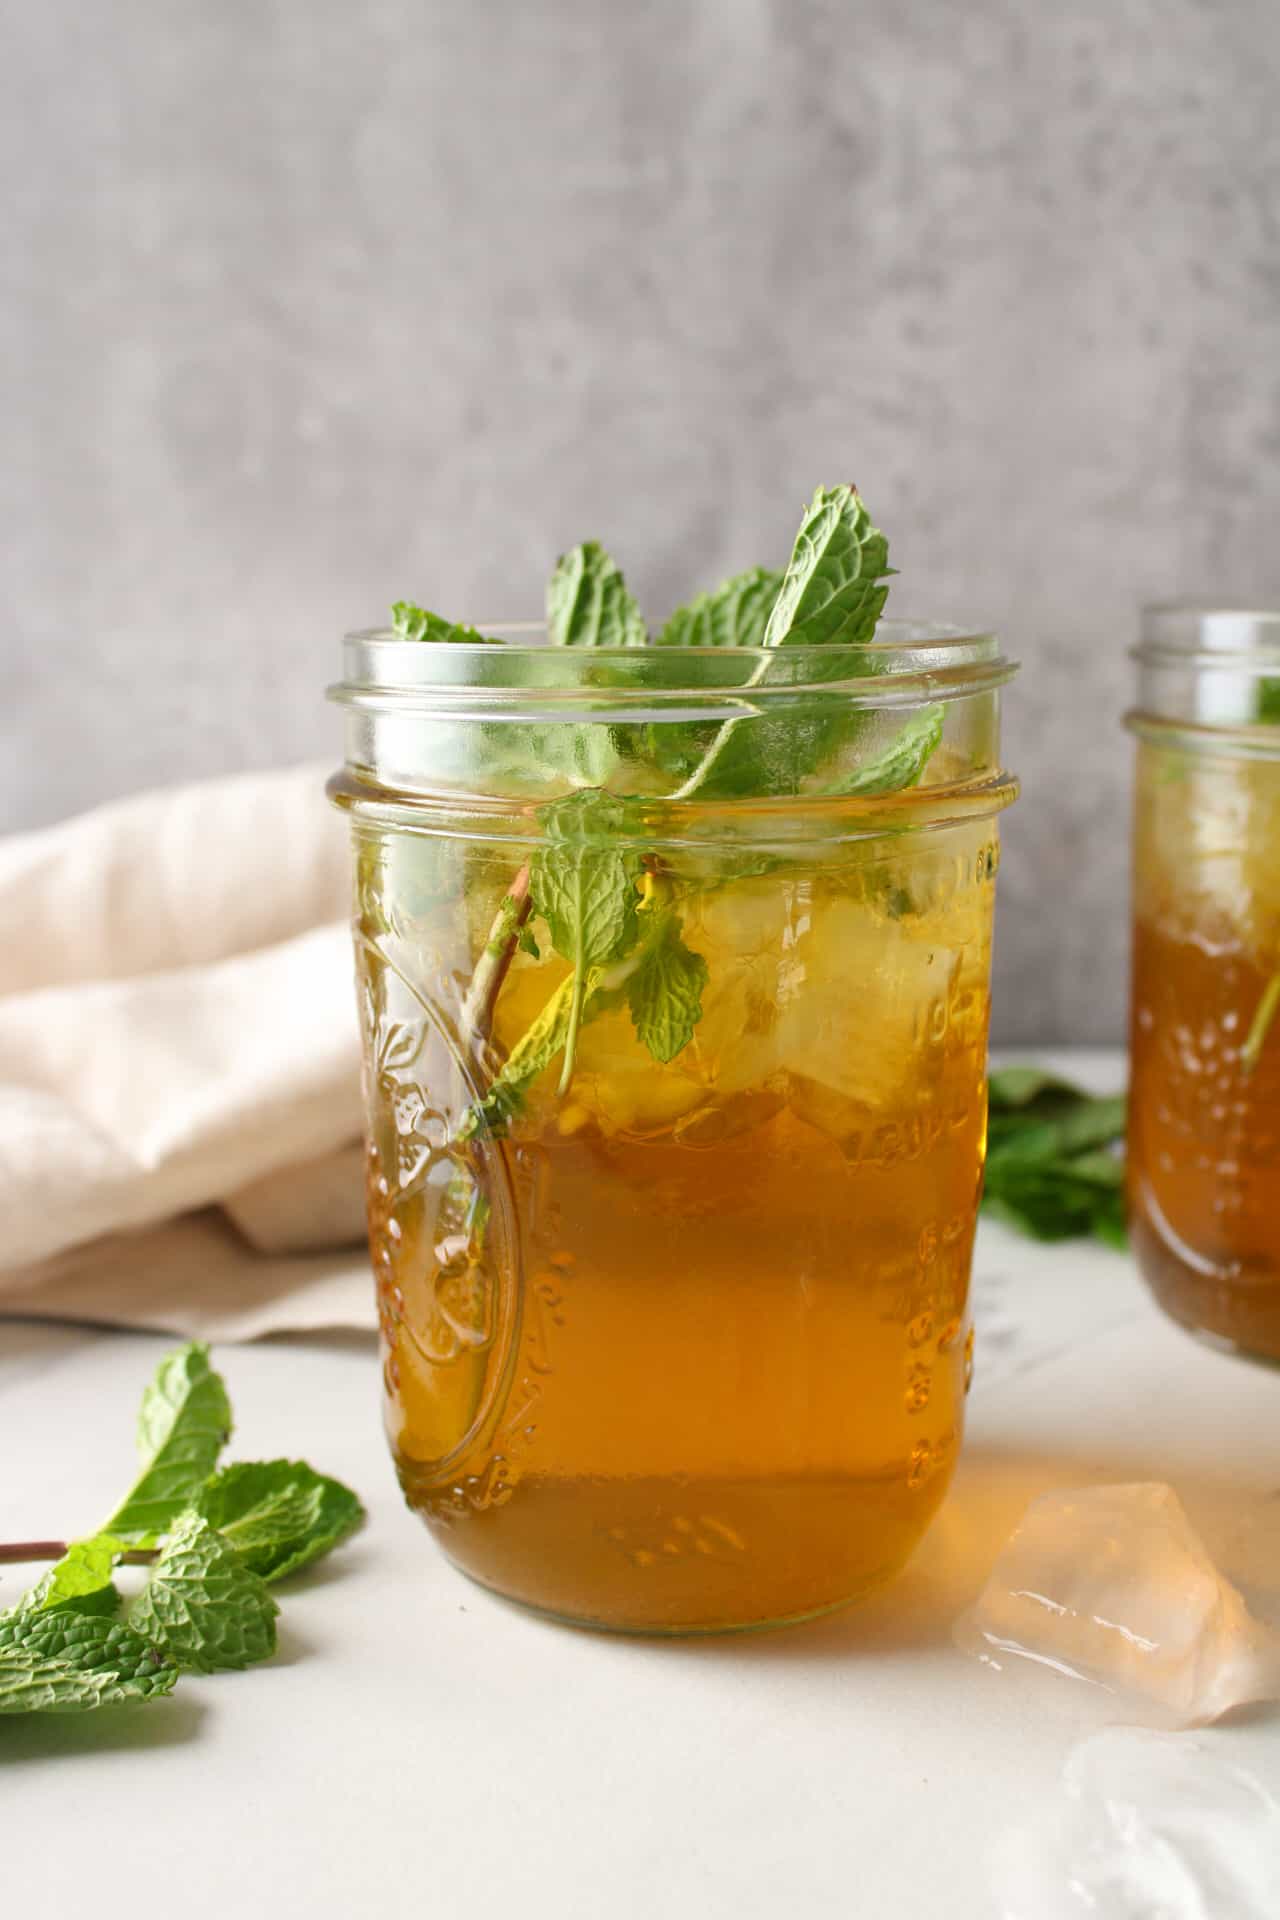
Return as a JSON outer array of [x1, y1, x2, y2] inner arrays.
[[393, 484, 948, 1138], [0, 1341, 364, 1717], [983, 1068, 1128, 1248]]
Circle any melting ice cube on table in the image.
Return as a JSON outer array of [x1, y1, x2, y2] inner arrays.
[[992, 1728, 1280, 1920], [955, 1483, 1280, 1725]]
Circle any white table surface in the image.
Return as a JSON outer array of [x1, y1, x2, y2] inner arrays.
[[2, 1052, 1277, 1919]]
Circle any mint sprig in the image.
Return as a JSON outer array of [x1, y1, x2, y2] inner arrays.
[[982, 1070, 1128, 1247], [393, 481, 951, 1140], [0, 1343, 364, 1717]]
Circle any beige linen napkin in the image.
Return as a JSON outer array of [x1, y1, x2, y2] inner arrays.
[[0, 766, 377, 1338]]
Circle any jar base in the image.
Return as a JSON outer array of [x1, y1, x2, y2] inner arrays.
[[1131, 1210, 1280, 1368], [409, 1465, 953, 1636], [444, 1556, 912, 1637]]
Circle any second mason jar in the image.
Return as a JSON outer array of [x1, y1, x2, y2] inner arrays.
[[1128, 606, 1280, 1363], [331, 626, 1018, 1630]]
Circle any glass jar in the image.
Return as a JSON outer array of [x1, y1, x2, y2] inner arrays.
[[1127, 607, 1280, 1363], [330, 625, 1018, 1631]]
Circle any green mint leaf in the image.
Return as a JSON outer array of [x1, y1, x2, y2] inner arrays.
[[531, 792, 643, 973], [815, 705, 944, 797], [391, 602, 502, 645], [655, 568, 782, 649], [0, 1609, 177, 1714], [982, 1067, 1128, 1248], [1258, 678, 1280, 723], [531, 790, 644, 1091], [762, 485, 891, 648], [546, 542, 647, 648], [983, 1159, 1126, 1245], [104, 1343, 233, 1539], [987, 1066, 1085, 1110], [192, 1462, 364, 1584], [626, 908, 708, 1064], [129, 1512, 278, 1673], [13, 1535, 132, 1620], [986, 1078, 1126, 1164], [671, 487, 892, 801]]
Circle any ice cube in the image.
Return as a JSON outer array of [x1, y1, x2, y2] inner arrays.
[[992, 1728, 1280, 1919], [955, 1483, 1280, 1725]]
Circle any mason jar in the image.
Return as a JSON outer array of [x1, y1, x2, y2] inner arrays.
[[1127, 606, 1280, 1363], [330, 624, 1018, 1631]]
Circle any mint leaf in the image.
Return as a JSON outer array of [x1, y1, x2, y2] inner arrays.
[[530, 790, 644, 1091], [532, 792, 643, 971], [987, 1066, 1084, 1109], [762, 485, 891, 648], [391, 602, 502, 645], [104, 1343, 232, 1538], [130, 1513, 277, 1673], [0, 1609, 177, 1714], [671, 487, 892, 801], [983, 1069, 1127, 1247], [193, 1462, 364, 1584], [626, 909, 708, 1064], [546, 542, 647, 648], [656, 568, 782, 649], [984, 1154, 1125, 1245], [817, 704, 944, 796], [13, 1535, 131, 1620]]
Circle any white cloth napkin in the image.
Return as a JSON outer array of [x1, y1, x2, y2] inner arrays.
[[0, 766, 377, 1339]]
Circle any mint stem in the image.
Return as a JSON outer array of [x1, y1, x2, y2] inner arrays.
[[0, 1540, 158, 1565], [557, 967, 586, 1096], [1241, 970, 1280, 1076], [460, 864, 532, 1053]]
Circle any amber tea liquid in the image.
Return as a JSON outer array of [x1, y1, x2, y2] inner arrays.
[[358, 817, 998, 1630], [1129, 746, 1280, 1361]]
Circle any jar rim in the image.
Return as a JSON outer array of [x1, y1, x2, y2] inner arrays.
[[1134, 604, 1280, 669], [331, 620, 1016, 720], [344, 614, 998, 654]]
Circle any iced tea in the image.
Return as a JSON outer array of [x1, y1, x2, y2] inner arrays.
[[332, 486, 1016, 1628], [1129, 745, 1280, 1360], [355, 803, 1001, 1629]]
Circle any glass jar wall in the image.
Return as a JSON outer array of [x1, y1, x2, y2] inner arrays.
[[331, 626, 1018, 1629], [1127, 608, 1280, 1363]]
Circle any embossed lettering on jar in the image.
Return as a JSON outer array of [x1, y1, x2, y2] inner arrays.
[[332, 623, 1018, 1631]]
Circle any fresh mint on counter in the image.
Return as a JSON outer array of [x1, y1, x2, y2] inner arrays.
[[982, 1068, 1127, 1247], [0, 1342, 364, 1716]]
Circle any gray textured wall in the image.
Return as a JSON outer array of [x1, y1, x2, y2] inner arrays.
[[5, 1, 1280, 1042]]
